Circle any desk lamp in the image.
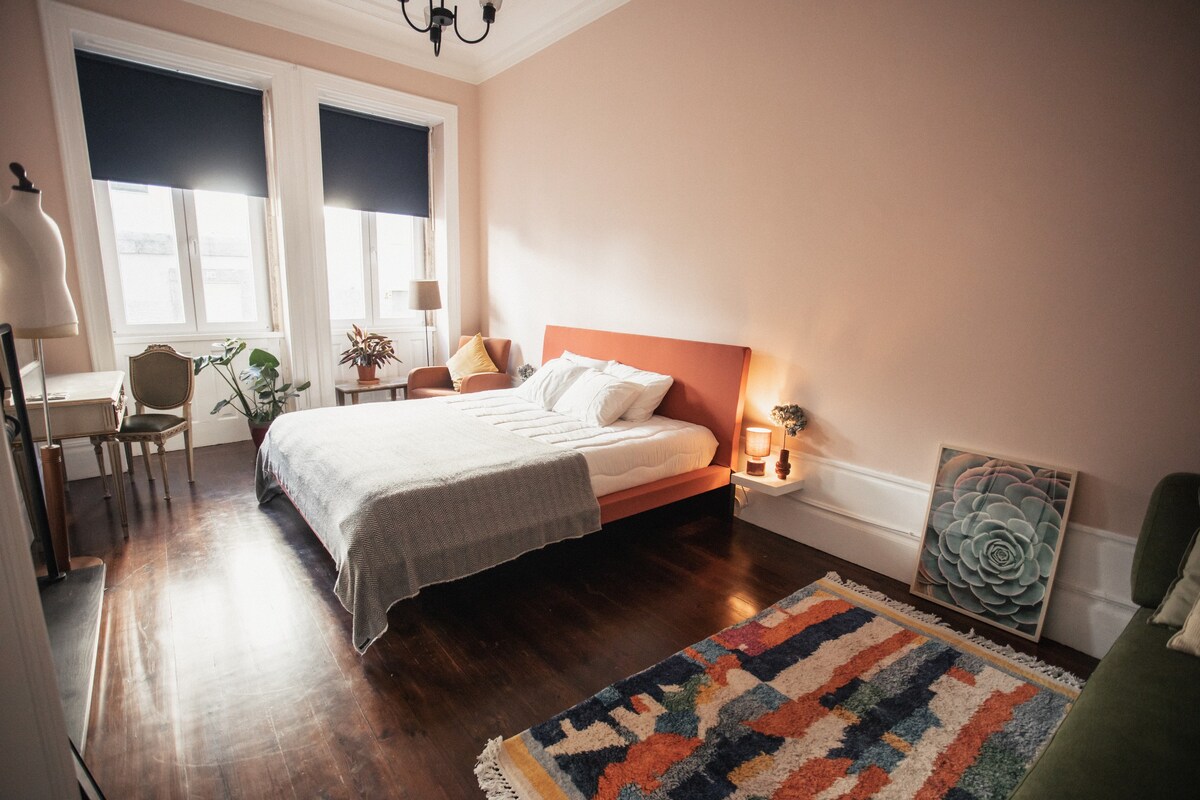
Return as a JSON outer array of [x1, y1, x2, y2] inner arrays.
[[744, 427, 772, 476]]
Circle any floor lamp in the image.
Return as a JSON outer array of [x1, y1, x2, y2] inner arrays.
[[0, 163, 79, 581], [409, 279, 442, 366]]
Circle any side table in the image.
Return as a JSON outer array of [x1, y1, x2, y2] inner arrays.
[[335, 377, 409, 406]]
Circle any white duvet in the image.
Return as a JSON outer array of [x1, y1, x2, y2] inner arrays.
[[442, 389, 718, 496]]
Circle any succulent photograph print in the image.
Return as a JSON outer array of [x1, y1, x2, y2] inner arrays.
[[911, 447, 1075, 640]]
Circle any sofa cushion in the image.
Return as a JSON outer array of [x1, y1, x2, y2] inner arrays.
[[120, 413, 185, 434], [1131, 473, 1200, 608], [407, 387, 458, 400], [1009, 607, 1200, 799]]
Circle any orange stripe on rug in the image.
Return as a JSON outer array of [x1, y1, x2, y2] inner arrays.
[[842, 763, 892, 799], [715, 598, 852, 656], [595, 733, 700, 800], [772, 756, 852, 799], [913, 682, 1039, 800]]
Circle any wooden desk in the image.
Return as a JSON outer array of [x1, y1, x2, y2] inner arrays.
[[334, 377, 408, 406], [6, 371, 128, 529]]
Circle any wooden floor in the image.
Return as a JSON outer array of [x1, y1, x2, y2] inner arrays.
[[66, 442, 1097, 799]]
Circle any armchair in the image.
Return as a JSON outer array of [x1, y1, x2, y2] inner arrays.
[[407, 336, 512, 399]]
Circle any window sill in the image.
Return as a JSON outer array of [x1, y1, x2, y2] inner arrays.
[[114, 330, 283, 347]]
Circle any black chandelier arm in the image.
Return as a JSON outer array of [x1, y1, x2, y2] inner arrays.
[[452, 6, 492, 45], [397, 0, 433, 33]]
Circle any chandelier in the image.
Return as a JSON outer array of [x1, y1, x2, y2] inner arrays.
[[398, 0, 503, 57]]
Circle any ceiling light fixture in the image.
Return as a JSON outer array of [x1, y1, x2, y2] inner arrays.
[[398, 0, 502, 57]]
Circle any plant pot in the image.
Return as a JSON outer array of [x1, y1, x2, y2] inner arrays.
[[249, 420, 272, 450], [356, 365, 379, 385]]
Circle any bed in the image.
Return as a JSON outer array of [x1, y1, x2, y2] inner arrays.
[[256, 326, 751, 651]]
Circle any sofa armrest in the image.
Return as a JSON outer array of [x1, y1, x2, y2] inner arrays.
[[1131, 472, 1200, 608], [459, 372, 514, 393], [407, 366, 451, 392]]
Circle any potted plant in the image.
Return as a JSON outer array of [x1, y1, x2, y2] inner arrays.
[[770, 404, 808, 480], [338, 324, 401, 385], [193, 338, 311, 448]]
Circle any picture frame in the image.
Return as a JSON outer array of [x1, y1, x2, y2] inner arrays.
[[910, 444, 1077, 642]]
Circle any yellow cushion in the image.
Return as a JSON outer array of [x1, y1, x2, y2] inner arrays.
[[446, 334, 498, 391]]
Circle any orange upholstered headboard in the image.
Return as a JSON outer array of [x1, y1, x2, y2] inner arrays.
[[542, 326, 752, 470]]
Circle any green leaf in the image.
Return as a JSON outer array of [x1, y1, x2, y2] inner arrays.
[[248, 348, 279, 369], [210, 398, 230, 415]]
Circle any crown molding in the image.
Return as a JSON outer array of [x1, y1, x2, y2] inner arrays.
[[474, 0, 631, 82], [181, 0, 633, 85]]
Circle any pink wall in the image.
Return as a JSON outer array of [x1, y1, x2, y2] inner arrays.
[[479, 0, 1200, 536], [0, 0, 481, 372]]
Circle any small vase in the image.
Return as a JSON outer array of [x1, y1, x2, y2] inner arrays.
[[775, 448, 792, 480], [356, 365, 379, 385]]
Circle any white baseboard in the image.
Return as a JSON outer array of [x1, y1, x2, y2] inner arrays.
[[737, 454, 1137, 659]]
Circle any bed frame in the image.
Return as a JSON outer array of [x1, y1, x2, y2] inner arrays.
[[541, 326, 751, 524]]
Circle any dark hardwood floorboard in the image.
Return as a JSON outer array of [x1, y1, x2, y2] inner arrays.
[[64, 442, 1097, 799]]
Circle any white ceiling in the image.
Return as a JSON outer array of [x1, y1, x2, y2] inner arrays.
[[182, 0, 633, 84]]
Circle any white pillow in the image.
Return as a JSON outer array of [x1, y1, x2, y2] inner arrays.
[[605, 362, 674, 423], [561, 349, 613, 371], [513, 358, 587, 409], [552, 368, 642, 427]]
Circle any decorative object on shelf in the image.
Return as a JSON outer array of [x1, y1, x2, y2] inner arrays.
[[193, 339, 310, 448], [0, 163, 80, 581], [338, 324, 401, 385], [744, 426, 771, 476], [910, 444, 1076, 642], [409, 278, 442, 366], [398, 0, 502, 57], [770, 403, 808, 480], [516, 363, 535, 383]]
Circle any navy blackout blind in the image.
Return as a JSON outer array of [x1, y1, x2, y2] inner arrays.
[[319, 106, 430, 218], [75, 51, 269, 197]]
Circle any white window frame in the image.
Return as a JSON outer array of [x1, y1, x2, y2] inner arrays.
[[40, 2, 462, 410], [326, 209, 426, 329], [93, 181, 272, 338]]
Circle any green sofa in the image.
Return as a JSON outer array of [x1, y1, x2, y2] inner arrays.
[[1010, 473, 1200, 800]]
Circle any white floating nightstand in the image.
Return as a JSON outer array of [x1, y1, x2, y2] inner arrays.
[[731, 469, 805, 497]]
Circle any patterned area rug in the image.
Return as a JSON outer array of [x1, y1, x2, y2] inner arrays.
[[476, 573, 1082, 800]]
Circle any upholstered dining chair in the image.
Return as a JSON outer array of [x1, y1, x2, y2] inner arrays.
[[116, 344, 195, 500], [407, 336, 512, 399]]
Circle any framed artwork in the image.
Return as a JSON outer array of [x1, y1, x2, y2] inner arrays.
[[910, 445, 1076, 642]]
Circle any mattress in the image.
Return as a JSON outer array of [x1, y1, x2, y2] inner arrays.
[[443, 389, 719, 496]]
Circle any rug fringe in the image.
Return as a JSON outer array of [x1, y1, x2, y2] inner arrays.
[[820, 572, 1087, 691], [475, 737, 525, 800]]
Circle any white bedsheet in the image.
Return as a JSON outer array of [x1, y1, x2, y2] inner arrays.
[[442, 389, 718, 496]]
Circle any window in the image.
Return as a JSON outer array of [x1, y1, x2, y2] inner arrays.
[[94, 181, 271, 335], [324, 207, 425, 326]]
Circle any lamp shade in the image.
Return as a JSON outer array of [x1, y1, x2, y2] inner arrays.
[[408, 279, 442, 311], [745, 427, 772, 459], [0, 166, 78, 339]]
